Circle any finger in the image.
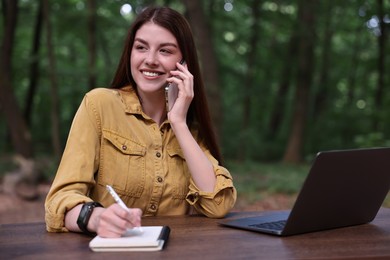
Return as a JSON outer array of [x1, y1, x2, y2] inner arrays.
[[129, 208, 143, 227], [169, 72, 192, 93], [98, 222, 127, 238], [111, 205, 139, 229], [176, 61, 186, 70], [97, 208, 129, 237], [172, 65, 193, 90]]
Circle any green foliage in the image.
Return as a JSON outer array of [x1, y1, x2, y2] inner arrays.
[[354, 132, 390, 148], [1, 0, 389, 165], [229, 159, 390, 207], [228, 161, 309, 203], [229, 160, 390, 207]]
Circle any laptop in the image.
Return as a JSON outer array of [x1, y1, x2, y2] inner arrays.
[[220, 147, 390, 236]]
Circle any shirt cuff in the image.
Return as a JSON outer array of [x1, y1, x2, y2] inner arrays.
[[185, 167, 234, 205]]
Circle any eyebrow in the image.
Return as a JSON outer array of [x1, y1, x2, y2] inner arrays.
[[134, 38, 178, 48]]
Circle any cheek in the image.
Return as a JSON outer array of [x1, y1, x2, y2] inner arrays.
[[130, 56, 139, 74]]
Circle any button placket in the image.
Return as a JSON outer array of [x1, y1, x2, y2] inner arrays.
[[146, 123, 164, 216]]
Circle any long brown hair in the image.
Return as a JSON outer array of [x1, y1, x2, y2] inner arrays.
[[111, 6, 223, 164]]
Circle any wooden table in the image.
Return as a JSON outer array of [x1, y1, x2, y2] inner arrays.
[[2, 208, 390, 259]]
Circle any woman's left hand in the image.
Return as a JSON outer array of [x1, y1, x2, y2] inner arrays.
[[167, 61, 194, 125]]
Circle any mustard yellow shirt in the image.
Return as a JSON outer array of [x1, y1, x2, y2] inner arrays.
[[45, 86, 236, 232]]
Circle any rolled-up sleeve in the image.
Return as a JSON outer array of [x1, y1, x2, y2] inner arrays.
[[185, 149, 237, 218], [45, 93, 101, 232]]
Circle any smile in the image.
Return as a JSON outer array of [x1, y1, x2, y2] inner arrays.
[[142, 71, 161, 77]]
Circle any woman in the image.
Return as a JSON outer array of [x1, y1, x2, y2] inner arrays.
[[45, 6, 236, 238]]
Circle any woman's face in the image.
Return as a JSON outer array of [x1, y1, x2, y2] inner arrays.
[[131, 22, 182, 95]]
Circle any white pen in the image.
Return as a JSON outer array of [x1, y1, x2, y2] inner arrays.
[[106, 185, 143, 233]]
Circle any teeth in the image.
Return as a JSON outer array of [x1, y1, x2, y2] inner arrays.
[[143, 71, 159, 77]]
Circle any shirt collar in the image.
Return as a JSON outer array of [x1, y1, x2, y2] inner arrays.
[[117, 85, 170, 126], [117, 85, 143, 115]]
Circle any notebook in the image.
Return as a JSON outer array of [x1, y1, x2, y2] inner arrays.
[[89, 226, 170, 252], [220, 147, 390, 236]]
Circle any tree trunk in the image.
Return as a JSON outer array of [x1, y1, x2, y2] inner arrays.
[[0, 0, 33, 158], [282, 0, 318, 163], [239, 0, 262, 160], [87, 0, 97, 90], [346, 25, 364, 105], [373, 0, 386, 131], [0, 0, 39, 200], [24, 0, 43, 126], [43, 0, 61, 159], [182, 0, 222, 136], [267, 34, 298, 138], [312, 1, 333, 120], [98, 33, 113, 85]]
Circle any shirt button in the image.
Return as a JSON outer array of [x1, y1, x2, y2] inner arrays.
[[188, 192, 200, 202], [157, 176, 163, 183], [122, 145, 127, 150], [150, 204, 157, 210], [156, 152, 161, 158]]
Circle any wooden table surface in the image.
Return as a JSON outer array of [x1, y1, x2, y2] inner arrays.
[[1, 208, 390, 259]]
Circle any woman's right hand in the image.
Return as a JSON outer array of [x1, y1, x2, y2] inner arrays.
[[91, 204, 142, 238]]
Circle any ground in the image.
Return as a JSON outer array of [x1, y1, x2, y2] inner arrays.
[[0, 184, 296, 224], [0, 184, 50, 224]]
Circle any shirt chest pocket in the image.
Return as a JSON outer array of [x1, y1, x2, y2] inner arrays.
[[99, 130, 146, 197]]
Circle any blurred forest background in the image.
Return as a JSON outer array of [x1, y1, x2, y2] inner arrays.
[[0, 0, 389, 204]]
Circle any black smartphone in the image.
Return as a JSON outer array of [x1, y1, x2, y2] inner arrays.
[[165, 59, 185, 112]]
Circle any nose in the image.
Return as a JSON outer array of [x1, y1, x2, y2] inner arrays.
[[145, 52, 158, 66]]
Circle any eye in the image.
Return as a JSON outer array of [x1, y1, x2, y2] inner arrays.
[[134, 44, 147, 51], [160, 48, 173, 55]]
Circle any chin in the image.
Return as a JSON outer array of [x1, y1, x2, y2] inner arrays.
[[137, 84, 165, 94]]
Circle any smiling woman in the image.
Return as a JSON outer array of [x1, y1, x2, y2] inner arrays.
[[130, 22, 183, 118], [44, 6, 236, 238]]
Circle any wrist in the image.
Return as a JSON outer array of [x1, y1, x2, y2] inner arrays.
[[76, 202, 103, 236], [170, 121, 188, 132], [87, 207, 105, 233]]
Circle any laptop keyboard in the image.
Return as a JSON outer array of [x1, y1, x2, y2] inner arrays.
[[249, 220, 287, 231]]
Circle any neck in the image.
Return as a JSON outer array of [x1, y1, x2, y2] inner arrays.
[[138, 92, 167, 125]]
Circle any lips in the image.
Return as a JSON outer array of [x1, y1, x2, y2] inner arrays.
[[141, 70, 163, 77]]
